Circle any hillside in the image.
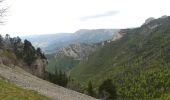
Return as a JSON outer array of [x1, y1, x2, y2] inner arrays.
[[0, 78, 50, 100], [23, 29, 119, 53], [70, 16, 170, 99], [0, 64, 98, 100], [0, 35, 47, 78], [0, 34, 98, 100]]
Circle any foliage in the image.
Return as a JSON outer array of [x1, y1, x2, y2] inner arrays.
[[98, 79, 117, 100], [44, 69, 69, 87], [87, 81, 95, 97], [37, 47, 46, 59], [23, 39, 37, 65], [0, 35, 46, 66]]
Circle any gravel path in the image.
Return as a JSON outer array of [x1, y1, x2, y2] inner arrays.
[[0, 64, 98, 100]]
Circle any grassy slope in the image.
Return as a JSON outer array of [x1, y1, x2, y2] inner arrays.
[[0, 79, 50, 100], [70, 17, 170, 99]]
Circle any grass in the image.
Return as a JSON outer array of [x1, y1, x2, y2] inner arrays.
[[0, 79, 51, 100]]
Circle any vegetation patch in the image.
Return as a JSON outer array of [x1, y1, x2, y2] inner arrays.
[[0, 79, 51, 100]]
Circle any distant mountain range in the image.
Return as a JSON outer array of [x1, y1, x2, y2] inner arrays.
[[22, 29, 119, 54]]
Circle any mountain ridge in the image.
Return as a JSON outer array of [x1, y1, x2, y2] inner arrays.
[[70, 16, 170, 99]]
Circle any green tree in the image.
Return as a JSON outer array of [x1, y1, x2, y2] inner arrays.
[[45, 69, 69, 87], [36, 47, 46, 59], [99, 79, 117, 100], [0, 34, 3, 47], [23, 39, 36, 65], [87, 81, 95, 97]]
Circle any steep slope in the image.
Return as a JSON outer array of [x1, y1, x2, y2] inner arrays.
[[70, 16, 170, 99], [0, 64, 98, 100]]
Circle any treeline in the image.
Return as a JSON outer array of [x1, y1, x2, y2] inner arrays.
[[43, 69, 83, 93], [0, 34, 46, 65], [44, 70, 69, 87]]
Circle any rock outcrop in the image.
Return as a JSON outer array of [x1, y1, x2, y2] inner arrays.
[[143, 17, 155, 25], [55, 43, 99, 60], [112, 32, 125, 41], [31, 58, 48, 78]]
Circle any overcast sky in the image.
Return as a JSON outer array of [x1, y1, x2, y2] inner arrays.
[[0, 0, 170, 36]]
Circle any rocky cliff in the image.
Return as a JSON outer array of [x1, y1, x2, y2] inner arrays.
[[55, 43, 99, 60]]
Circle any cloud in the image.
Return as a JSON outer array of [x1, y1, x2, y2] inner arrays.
[[80, 10, 119, 21]]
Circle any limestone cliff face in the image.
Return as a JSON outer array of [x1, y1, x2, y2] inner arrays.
[[112, 32, 124, 41], [55, 43, 99, 60], [31, 58, 48, 78]]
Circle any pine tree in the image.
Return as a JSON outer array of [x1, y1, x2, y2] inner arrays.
[[23, 39, 36, 65], [87, 81, 95, 97], [0, 34, 3, 47]]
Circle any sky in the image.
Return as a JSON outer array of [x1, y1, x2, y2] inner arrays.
[[0, 0, 170, 36]]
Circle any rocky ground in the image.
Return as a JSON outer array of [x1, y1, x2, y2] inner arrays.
[[0, 64, 98, 100]]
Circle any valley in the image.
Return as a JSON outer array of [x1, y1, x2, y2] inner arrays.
[[23, 15, 170, 100], [1, 0, 170, 99]]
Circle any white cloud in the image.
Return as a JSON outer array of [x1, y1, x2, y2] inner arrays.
[[0, 0, 170, 36], [80, 10, 119, 21]]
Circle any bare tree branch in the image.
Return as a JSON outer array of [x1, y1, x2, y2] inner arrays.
[[0, 0, 7, 24]]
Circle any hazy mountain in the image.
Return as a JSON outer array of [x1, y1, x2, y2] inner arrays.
[[22, 29, 119, 54], [21, 33, 73, 53]]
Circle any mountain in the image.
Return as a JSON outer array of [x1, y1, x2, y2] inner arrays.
[[72, 29, 119, 43], [70, 16, 170, 99], [47, 43, 101, 72], [22, 33, 73, 54], [22, 29, 119, 54], [55, 43, 98, 60]]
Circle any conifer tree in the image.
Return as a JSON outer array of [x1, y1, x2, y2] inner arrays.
[[87, 81, 95, 97]]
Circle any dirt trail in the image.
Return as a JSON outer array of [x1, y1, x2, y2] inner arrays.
[[0, 64, 98, 100]]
